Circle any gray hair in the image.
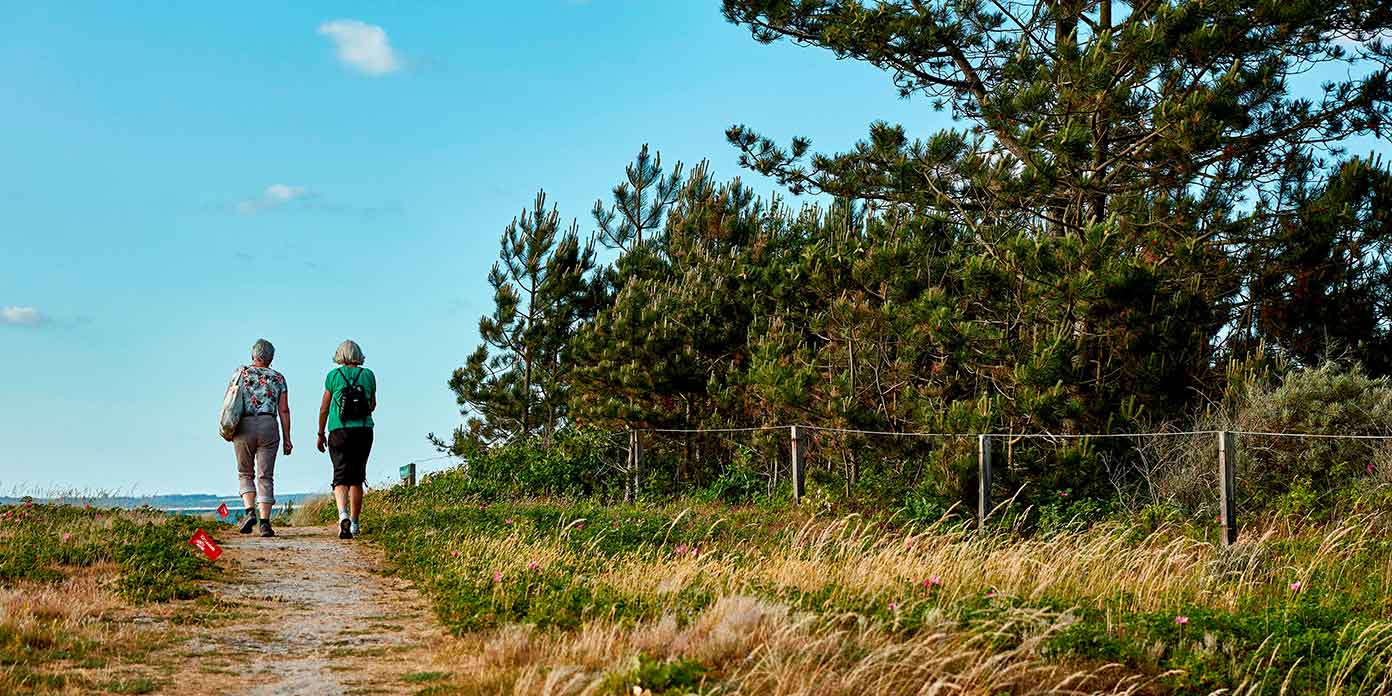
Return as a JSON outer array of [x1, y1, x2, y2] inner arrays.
[[251, 338, 275, 365], [333, 339, 365, 365]]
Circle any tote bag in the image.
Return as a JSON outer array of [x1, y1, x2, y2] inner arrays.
[[219, 367, 247, 441]]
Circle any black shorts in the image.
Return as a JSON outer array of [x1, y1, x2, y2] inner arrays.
[[328, 427, 373, 487]]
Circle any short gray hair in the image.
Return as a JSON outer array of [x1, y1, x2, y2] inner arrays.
[[251, 338, 275, 365], [333, 340, 365, 365]]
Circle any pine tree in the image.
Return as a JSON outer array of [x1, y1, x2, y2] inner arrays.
[[592, 144, 685, 252], [720, 0, 1391, 431], [449, 191, 599, 445]]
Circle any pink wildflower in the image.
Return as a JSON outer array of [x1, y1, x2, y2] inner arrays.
[[612, 521, 620, 529], [575, 522, 585, 530], [504, 517, 513, 525], [1369, 462, 1377, 475], [527, 561, 539, 571], [492, 571, 503, 583], [1290, 581, 1303, 592], [675, 544, 689, 556], [888, 601, 899, 611], [1175, 615, 1189, 625], [60, 533, 72, 543], [451, 550, 460, 558], [985, 591, 997, 599]]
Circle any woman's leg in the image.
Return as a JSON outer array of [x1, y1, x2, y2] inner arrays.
[[234, 424, 259, 533], [255, 418, 279, 523], [333, 485, 350, 517], [349, 485, 363, 519], [348, 429, 372, 531]]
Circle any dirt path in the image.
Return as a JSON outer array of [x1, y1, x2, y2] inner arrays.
[[170, 525, 447, 695]]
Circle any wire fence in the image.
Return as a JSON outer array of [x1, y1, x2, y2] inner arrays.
[[395, 424, 1392, 545]]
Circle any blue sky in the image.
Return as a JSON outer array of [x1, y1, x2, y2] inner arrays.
[[0, 2, 938, 496], [3, 4, 1387, 497]]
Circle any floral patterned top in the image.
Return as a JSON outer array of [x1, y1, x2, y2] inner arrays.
[[232, 366, 287, 417]]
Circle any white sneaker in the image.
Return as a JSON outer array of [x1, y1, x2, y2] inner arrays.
[[350, 521, 361, 536]]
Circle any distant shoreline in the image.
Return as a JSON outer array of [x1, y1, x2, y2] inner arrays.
[[0, 492, 324, 511]]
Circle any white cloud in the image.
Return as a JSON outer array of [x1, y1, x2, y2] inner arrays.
[[237, 184, 311, 215], [318, 19, 404, 76], [1, 306, 44, 327]]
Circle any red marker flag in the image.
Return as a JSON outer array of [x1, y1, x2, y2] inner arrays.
[[217, 502, 230, 519], [189, 528, 223, 561]]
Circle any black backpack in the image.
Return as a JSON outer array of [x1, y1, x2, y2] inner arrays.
[[338, 368, 371, 422]]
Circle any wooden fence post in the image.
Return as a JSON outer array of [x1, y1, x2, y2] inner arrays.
[[1218, 430, 1238, 546], [626, 429, 642, 503], [399, 462, 416, 487], [978, 435, 992, 533], [791, 425, 806, 503]]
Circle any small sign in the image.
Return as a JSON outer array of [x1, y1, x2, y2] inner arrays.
[[189, 528, 223, 561], [217, 502, 230, 519], [400, 464, 412, 478]]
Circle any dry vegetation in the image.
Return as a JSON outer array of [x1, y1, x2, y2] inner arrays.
[[0, 504, 216, 694], [340, 470, 1392, 695]]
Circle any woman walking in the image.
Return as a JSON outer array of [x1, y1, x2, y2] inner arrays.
[[317, 339, 376, 540], [229, 338, 292, 538]]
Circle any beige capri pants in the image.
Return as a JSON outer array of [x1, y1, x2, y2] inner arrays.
[[233, 414, 279, 505]]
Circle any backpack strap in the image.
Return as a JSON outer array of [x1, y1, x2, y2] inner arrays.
[[341, 367, 361, 387]]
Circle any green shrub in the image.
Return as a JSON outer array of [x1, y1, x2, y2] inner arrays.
[[701, 447, 764, 504], [1235, 363, 1392, 512], [601, 653, 707, 694], [458, 427, 624, 499], [1132, 362, 1392, 517]]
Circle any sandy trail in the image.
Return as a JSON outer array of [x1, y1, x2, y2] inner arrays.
[[172, 525, 445, 695]]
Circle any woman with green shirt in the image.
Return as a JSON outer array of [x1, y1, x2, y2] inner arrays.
[[316, 339, 376, 540]]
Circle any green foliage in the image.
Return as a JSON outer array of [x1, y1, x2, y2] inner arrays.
[[1044, 599, 1392, 694], [442, 427, 623, 499], [1234, 363, 1392, 511], [700, 448, 765, 504], [401, 671, 450, 684], [0, 503, 212, 602], [601, 653, 707, 694], [1035, 492, 1119, 537]]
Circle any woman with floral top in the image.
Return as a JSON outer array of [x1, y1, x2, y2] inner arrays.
[[228, 338, 293, 537]]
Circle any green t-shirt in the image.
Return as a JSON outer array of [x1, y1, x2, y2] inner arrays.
[[325, 366, 376, 432]]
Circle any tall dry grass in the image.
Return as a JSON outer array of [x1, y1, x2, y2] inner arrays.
[[439, 596, 1169, 695], [286, 493, 336, 527], [406, 507, 1392, 694], [448, 510, 1390, 618]]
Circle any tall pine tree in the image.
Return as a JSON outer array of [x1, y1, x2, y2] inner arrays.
[[449, 191, 599, 445]]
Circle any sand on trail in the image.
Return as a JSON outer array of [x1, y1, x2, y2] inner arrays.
[[172, 524, 447, 695]]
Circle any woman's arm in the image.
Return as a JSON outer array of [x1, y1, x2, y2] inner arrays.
[[317, 390, 332, 452], [278, 391, 293, 455]]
